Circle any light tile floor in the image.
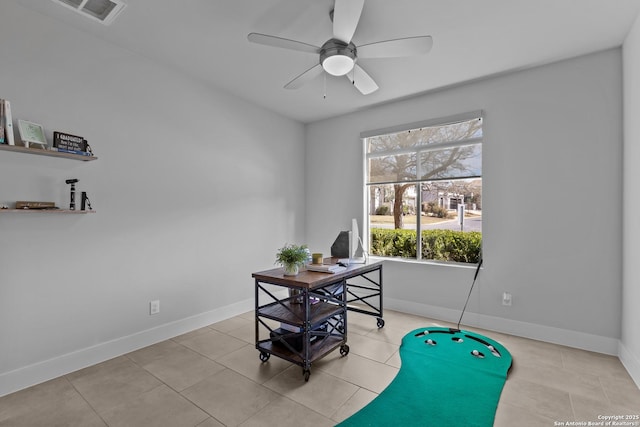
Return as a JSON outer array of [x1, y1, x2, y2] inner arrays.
[[1, 309, 639, 426]]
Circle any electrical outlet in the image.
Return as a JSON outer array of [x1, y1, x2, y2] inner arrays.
[[150, 300, 160, 315], [502, 292, 512, 306]]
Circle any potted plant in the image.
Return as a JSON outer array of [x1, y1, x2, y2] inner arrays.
[[276, 243, 309, 276]]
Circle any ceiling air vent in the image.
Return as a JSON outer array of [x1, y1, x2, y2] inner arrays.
[[52, 0, 126, 25]]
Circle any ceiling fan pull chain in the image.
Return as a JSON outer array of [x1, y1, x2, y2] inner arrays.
[[323, 73, 327, 99]]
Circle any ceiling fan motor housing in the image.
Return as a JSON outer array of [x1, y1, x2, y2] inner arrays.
[[320, 39, 357, 76]]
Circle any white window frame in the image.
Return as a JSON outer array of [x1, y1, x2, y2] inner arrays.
[[361, 110, 483, 262]]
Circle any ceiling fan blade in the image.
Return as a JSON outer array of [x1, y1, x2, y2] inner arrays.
[[284, 64, 324, 89], [358, 36, 433, 58], [349, 64, 378, 95], [247, 33, 320, 54], [332, 0, 365, 44]]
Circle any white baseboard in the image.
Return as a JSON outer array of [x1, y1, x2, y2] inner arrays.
[[384, 297, 620, 355], [0, 298, 255, 398], [619, 341, 640, 389]]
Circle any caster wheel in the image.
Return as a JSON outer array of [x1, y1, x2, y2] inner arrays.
[[340, 344, 350, 356], [259, 351, 270, 362], [303, 370, 311, 382], [377, 318, 385, 328]]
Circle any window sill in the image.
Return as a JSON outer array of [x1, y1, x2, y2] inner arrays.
[[368, 255, 479, 270]]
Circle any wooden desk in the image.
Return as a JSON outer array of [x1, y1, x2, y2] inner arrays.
[[252, 259, 383, 381]]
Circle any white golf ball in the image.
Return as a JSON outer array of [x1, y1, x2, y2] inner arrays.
[[472, 349, 480, 356]]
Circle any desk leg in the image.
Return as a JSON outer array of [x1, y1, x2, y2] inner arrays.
[[254, 278, 259, 349], [344, 264, 385, 328], [377, 264, 385, 328], [302, 287, 311, 382], [340, 278, 350, 357]]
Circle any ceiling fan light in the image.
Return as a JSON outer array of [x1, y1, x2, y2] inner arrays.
[[322, 55, 355, 76], [320, 39, 357, 76]]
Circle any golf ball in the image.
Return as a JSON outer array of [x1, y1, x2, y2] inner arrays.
[[472, 349, 479, 356]]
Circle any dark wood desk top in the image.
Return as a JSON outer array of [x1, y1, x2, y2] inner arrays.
[[252, 258, 382, 290]]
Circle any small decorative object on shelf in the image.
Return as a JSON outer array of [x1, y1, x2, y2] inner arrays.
[[17, 119, 47, 149], [52, 131, 93, 156], [81, 191, 92, 211], [275, 243, 309, 276], [15, 201, 56, 209], [0, 98, 15, 145], [0, 99, 5, 144], [65, 178, 79, 210]]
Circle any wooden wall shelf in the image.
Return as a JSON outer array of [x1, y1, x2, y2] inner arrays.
[[0, 209, 95, 214], [0, 144, 97, 161]]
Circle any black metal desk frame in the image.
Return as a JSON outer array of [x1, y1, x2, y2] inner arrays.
[[253, 261, 383, 381]]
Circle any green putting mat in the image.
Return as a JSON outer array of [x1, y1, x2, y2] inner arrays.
[[337, 327, 512, 427]]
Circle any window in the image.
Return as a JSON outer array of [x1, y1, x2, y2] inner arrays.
[[362, 111, 483, 263]]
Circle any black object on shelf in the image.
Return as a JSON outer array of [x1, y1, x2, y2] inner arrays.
[[65, 178, 78, 210], [269, 323, 328, 352], [81, 191, 92, 211]]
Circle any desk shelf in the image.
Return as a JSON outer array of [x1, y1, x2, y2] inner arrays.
[[257, 299, 343, 329], [256, 335, 345, 366]]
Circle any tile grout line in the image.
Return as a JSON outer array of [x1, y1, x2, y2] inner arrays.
[[63, 375, 110, 427], [123, 348, 228, 427]]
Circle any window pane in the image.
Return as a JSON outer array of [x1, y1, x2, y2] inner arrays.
[[420, 179, 482, 231], [367, 118, 482, 154], [368, 184, 418, 258], [419, 144, 481, 180], [419, 179, 482, 263], [367, 132, 421, 154], [368, 153, 416, 184]]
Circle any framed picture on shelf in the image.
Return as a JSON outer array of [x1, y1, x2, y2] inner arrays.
[[17, 120, 47, 149]]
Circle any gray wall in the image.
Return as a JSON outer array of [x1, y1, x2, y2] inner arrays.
[[0, 2, 305, 396], [306, 49, 623, 355], [623, 14, 640, 386]]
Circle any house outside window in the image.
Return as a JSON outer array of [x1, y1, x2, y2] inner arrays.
[[363, 111, 483, 263]]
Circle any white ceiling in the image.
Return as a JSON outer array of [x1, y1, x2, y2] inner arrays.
[[15, 0, 640, 123]]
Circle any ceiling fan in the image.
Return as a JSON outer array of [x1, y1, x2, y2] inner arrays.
[[247, 0, 433, 95]]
